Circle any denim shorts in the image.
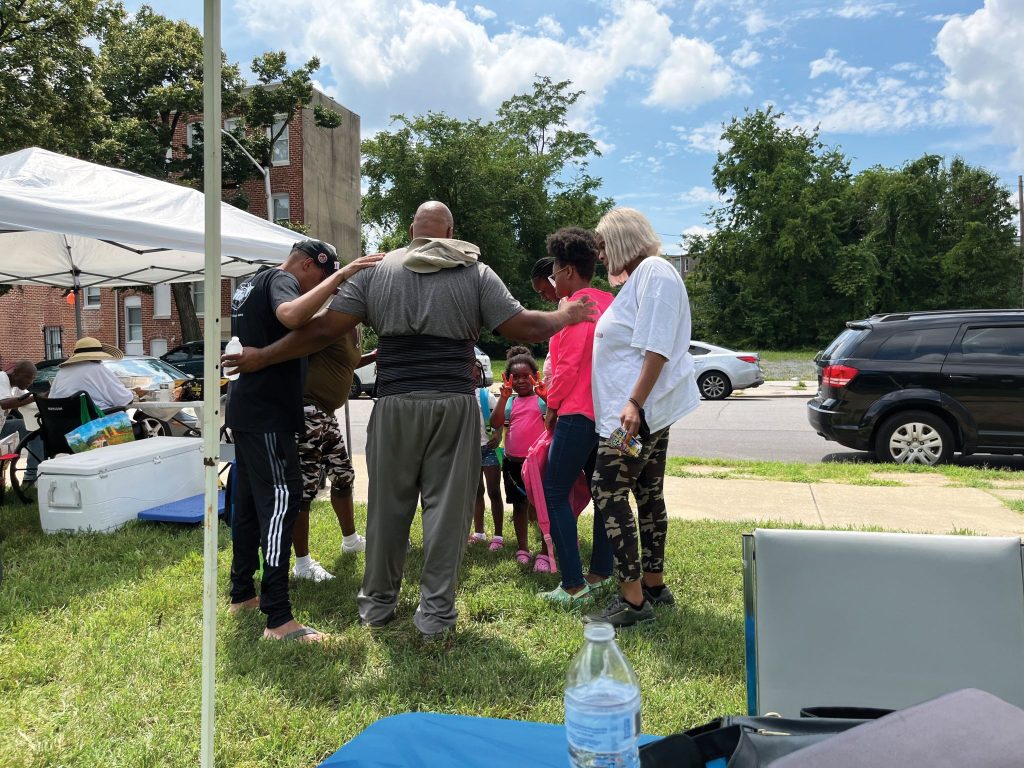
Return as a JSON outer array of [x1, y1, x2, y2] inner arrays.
[[481, 445, 500, 468]]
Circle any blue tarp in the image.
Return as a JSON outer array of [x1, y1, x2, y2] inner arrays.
[[320, 712, 659, 767]]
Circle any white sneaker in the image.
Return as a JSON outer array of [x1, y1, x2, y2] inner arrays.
[[292, 558, 335, 582], [342, 534, 366, 554]]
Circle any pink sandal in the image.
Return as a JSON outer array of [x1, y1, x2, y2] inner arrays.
[[515, 549, 532, 566], [533, 554, 556, 573], [488, 535, 504, 552]]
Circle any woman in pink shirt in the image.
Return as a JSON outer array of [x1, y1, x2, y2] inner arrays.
[[537, 227, 616, 604]]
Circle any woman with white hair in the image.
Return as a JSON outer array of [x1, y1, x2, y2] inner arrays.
[[584, 207, 700, 629]]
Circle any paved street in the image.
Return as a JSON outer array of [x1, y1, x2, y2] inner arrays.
[[337, 391, 1024, 470]]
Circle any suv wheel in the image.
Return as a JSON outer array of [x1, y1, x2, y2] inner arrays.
[[698, 371, 732, 400], [874, 410, 954, 466]]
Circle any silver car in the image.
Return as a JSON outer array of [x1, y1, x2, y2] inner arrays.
[[690, 341, 764, 399], [350, 346, 493, 399]]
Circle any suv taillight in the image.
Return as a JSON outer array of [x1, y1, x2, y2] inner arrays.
[[822, 364, 858, 388]]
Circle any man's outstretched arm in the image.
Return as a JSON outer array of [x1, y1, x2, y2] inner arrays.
[[495, 297, 597, 343], [223, 311, 363, 374]]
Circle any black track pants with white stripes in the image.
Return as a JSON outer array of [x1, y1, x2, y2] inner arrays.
[[229, 430, 302, 629]]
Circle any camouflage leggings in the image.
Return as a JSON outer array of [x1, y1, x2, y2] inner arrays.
[[296, 404, 356, 502], [591, 427, 670, 583]]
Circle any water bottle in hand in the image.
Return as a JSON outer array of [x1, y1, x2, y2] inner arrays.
[[565, 622, 641, 768], [224, 336, 242, 381]]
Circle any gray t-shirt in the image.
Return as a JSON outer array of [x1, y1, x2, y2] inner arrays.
[[329, 248, 523, 338]]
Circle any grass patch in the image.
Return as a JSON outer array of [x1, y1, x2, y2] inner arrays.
[[755, 349, 820, 363], [0, 498, 750, 767], [1005, 499, 1024, 516], [666, 456, 1024, 489]]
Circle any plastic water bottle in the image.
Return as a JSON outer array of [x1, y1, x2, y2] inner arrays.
[[224, 336, 242, 381], [565, 622, 641, 768]]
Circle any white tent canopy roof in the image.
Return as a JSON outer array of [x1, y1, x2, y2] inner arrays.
[[0, 147, 297, 288]]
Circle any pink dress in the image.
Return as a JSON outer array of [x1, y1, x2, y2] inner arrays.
[[505, 395, 546, 459]]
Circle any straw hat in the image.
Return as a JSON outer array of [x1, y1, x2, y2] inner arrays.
[[60, 337, 124, 366]]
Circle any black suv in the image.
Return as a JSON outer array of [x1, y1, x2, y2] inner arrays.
[[807, 310, 1024, 465]]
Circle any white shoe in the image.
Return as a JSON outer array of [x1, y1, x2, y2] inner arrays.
[[342, 534, 366, 554], [292, 558, 334, 582]]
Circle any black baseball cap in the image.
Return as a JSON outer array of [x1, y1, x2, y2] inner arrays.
[[293, 239, 340, 277]]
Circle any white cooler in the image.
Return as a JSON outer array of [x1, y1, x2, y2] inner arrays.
[[37, 437, 204, 533]]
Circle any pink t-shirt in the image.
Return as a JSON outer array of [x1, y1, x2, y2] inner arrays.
[[505, 395, 546, 458], [546, 287, 614, 420]]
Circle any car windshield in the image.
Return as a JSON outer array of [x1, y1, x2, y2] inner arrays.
[[819, 328, 867, 363], [103, 358, 185, 389]]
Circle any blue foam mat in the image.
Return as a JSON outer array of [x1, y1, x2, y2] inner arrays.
[[137, 491, 225, 524], [320, 712, 658, 767]]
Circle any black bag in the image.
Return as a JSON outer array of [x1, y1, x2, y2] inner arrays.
[[639, 709, 890, 768]]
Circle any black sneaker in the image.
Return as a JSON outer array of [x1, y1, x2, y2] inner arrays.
[[584, 596, 655, 628], [642, 584, 676, 607]]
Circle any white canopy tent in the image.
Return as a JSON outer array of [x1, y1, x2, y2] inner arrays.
[[0, 145, 294, 289]]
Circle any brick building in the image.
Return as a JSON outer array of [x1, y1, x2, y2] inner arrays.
[[0, 88, 360, 367]]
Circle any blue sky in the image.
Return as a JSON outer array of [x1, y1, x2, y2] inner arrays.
[[132, 1, 1024, 252]]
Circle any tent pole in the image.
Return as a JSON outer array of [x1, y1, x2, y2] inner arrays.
[[200, 2, 222, 767]]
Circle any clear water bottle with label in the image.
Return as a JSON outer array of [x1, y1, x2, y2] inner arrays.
[[224, 336, 242, 381], [565, 622, 641, 768]]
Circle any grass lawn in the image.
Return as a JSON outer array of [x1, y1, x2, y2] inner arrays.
[[666, 455, 1024, 491], [0, 498, 749, 768]]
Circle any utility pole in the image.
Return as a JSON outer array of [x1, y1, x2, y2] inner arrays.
[[1018, 175, 1023, 308]]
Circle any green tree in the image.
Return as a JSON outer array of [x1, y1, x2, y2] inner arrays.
[[0, 0, 118, 156], [361, 77, 612, 307], [687, 107, 856, 348]]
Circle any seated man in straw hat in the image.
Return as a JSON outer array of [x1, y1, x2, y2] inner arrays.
[[49, 337, 144, 411]]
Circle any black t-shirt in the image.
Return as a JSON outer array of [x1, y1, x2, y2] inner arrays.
[[226, 267, 306, 433]]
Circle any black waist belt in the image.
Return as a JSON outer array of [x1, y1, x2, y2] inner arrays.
[[376, 335, 477, 396]]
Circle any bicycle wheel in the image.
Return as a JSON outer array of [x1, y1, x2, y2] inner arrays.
[[9, 429, 45, 504]]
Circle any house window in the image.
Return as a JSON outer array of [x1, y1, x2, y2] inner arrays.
[[191, 282, 204, 316], [126, 298, 143, 344], [153, 283, 171, 318], [224, 117, 242, 133], [268, 115, 289, 165], [186, 122, 200, 147], [43, 326, 63, 359], [272, 193, 290, 224], [84, 286, 101, 309]]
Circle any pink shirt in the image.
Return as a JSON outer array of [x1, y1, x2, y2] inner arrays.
[[545, 287, 614, 420], [506, 394, 546, 458]]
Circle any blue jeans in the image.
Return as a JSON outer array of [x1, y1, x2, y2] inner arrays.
[[542, 414, 613, 590], [1, 418, 41, 479]]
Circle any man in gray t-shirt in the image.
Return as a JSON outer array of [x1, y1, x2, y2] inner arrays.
[[224, 200, 596, 639]]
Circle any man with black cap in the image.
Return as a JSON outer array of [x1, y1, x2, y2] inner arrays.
[[226, 239, 381, 642]]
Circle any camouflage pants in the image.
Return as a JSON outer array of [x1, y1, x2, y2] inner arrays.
[[296, 404, 356, 502], [591, 426, 670, 583]]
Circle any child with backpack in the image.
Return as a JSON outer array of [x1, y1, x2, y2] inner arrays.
[[490, 346, 553, 571]]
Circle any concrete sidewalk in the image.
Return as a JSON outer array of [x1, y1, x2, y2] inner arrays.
[[342, 454, 1024, 538]]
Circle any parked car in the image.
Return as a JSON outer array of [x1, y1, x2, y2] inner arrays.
[[807, 309, 1024, 465], [31, 356, 200, 436], [161, 340, 229, 391], [348, 346, 493, 399], [689, 342, 764, 399]]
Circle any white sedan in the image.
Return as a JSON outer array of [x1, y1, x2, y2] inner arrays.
[[690, 341, 764, 400], [349, 346, 493, 399]]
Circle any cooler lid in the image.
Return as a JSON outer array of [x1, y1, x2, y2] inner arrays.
[[39, 436, 202, 476]]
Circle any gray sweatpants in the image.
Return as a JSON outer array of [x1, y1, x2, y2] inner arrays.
[[357, 391, 480, 634]]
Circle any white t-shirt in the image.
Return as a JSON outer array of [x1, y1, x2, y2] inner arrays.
[[592, 256, 700, 438], [0, 371, 13, 432], [50, 361, 134, 411], [476, 388, 498, 446]]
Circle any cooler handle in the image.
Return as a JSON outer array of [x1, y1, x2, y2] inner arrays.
[[47, 481, 82, 509]]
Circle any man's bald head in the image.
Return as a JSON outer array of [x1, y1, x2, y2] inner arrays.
[[9, 360, 36, 389], [410, 201, 454, 240]]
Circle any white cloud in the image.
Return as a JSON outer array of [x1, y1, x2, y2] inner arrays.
[[743, 9, 772, 34], [235, 0, 742, 142], [730, 40, 761, 69], [620, 151, 642, 164], [789, 73, 958, 134], [673, 121, 729, 154], [679, 185, 721, 205], [833, 2, 901, 19], [936, 0, 1024, 164], [925, 13, 958, 23], [809, 49, 872, 81], [535, 15, 563, 38], [683, 224, 713, 239], [646, 36, 746, 109], [472, 4, 495, 21]]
